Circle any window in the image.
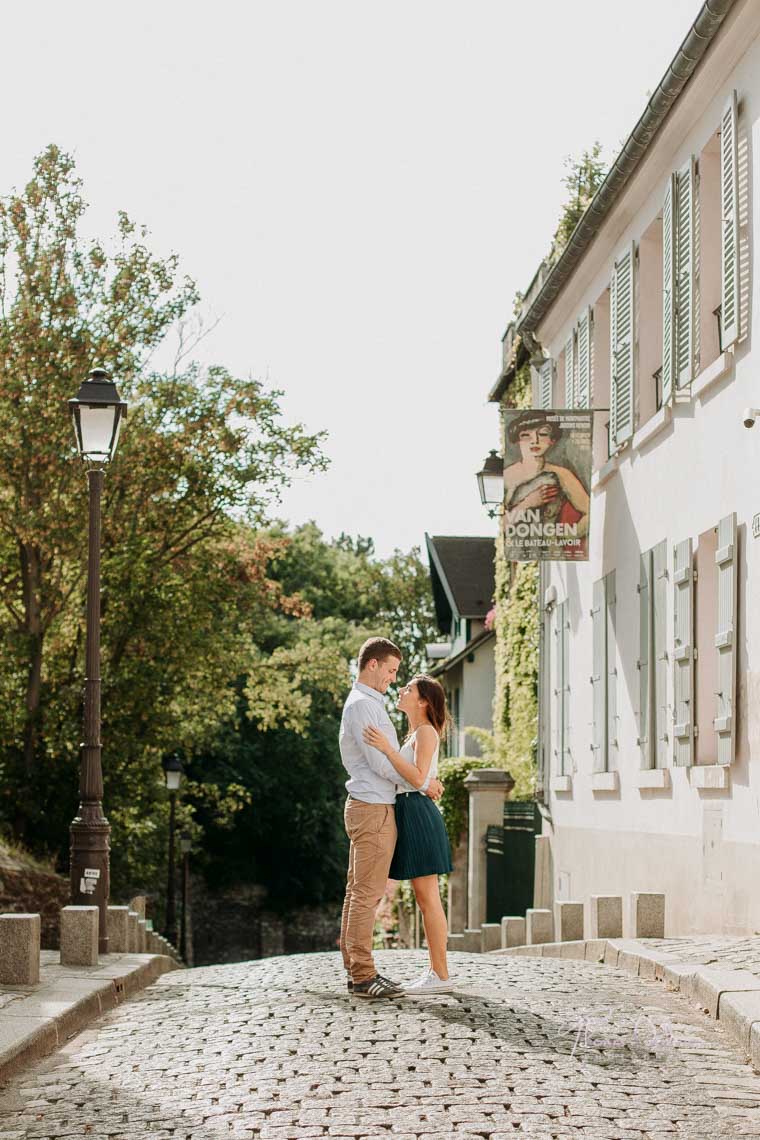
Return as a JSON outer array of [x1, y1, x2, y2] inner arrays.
[[697, 130, 722, 369], [554, 600, 571, 774], [533, 357, 554, 410], [639, 541, 668, 769], [591, 287, 611, 467], [673, 513, 737, 767], [592, 572, 617, 772], [662, 160, 697, 401], [563, 308, 592, 409]]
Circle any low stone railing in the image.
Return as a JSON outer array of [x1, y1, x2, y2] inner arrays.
[[0, 898, 182, 985], [447, 892, 665, 955]]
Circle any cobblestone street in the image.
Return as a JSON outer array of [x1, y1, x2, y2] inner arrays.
[[0, 951, 760, 1139]]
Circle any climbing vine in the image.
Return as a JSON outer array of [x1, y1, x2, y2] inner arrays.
[[489, 361, 539, 799]]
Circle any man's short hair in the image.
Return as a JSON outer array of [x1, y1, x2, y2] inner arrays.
[[358, 637, 402, 672]]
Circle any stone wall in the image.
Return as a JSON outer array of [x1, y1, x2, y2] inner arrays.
[[190, 876, 342, 966]]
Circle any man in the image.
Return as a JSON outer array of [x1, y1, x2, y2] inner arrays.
[[339, 636, 444, 999]]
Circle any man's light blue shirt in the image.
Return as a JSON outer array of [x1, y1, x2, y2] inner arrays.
[[339, 682, 400, 804]]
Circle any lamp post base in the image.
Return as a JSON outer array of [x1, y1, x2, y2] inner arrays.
[[70, 811, 111, 954]]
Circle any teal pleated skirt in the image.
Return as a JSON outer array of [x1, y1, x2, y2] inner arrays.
[[389, 791, 454, 879]]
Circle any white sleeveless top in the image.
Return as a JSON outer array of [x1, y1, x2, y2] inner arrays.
[[396, 728, 440, 794]]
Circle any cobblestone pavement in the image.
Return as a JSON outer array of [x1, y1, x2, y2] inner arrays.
[[643, 935, 760, 976], [1, 950, 760, 1139]]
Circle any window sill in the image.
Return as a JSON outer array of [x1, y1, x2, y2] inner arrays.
[[690, 764, 730, 789], [591, 771, 619, 792], [636, 768, 671, 789], [693, 351, 733, 400], [551, 775, 572, 793], [633, 404, 672, 451], [591, 454, 619, 492]]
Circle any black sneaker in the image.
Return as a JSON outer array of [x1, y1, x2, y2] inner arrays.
[[351, 974, 405, 999], [377, 973, 404, 992]]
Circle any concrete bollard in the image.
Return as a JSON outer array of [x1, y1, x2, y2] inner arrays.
[[630, 892, 665, 938], [462, 928, 483, 953], [501, 916, 526, 949], [127, 911, 139, 952], [590, 895, 623, 939], [555, 901, 584, 942], [526, 908, 553, 945], [129, 895, 147, 920], [137, 919, 148, 953], [447, 933, 465, 953], [107, 906, 130, 953], [0, 913, 41, 985], [481, 923, 502, 953], [60, 906, 99, 967]]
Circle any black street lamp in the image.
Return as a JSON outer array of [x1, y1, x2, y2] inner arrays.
[[179, 831, 192, 964], [476, 449, 505, 518], [68, 367, 128, 954], [162, 754, 184, 945]]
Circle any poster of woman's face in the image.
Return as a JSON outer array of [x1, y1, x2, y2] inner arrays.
[[501, 408, 593, 562]]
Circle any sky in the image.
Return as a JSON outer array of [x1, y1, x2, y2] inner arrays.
[[3, 0, 702, 557]]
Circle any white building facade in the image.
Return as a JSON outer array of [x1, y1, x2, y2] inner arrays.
[[517, 0, 760, 936]]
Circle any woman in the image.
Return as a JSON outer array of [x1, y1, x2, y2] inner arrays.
[[363, 674, 454, 995], [504, 410, 589, 559]]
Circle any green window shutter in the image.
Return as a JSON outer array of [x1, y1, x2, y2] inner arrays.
[[611, 243, 635, 448], [606, 571, 617, 771], [638, 550, 654, 769], [676, 157, 696, 388], [591, 577, 607, 772], [673, 538, 694, 767], [539, 357, 553, 410], [721, 90, 740, 348], [662, 174, 677, 404], [564, 333, 575, 407], [652, 540, 669, 769], [714, 512, 738, 766], [576, 308, 591, 409]]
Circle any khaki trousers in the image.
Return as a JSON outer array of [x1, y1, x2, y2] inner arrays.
[[339, 797, 397, 984]]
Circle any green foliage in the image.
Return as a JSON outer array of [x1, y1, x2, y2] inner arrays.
[[437, 755, 493, 848], [487, 360, 539, 799], [550, 142, 607, 260]]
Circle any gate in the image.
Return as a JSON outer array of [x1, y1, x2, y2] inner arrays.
[[486, 801, 540, 923]]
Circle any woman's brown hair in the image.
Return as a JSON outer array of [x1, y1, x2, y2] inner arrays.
[[410, 674, 450, 738]]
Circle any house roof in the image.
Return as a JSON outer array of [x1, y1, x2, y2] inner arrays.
[[513, 0, 737, 350], [425, 534, 496, 632], [429, 627, 496, 678]]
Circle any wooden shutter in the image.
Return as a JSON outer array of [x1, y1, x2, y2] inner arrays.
[[576, 308, 591, 409], [561, 600, 571, 775], [554, 604, 563, 772], [638, 551, 654, 768], [653, 540, 669, 769], [721, 91, 740, 348], [606, 571, 617, 771], [676, 158, 696, 388], [673, 538, 694, 767], [611, 244, 635, 448], [564, 333, 576, 407], [591, 577, 607, 772], [539, 357, 553, 410], [662, 174, 677, 405], [715, 512, 738, 766]]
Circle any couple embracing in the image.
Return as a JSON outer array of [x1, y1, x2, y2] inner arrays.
[[338, 636, 455, 999]]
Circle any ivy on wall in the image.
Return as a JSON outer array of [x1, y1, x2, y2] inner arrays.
[[490, 361, 539, 799]]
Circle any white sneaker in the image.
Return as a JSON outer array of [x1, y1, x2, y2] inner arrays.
[[403, 968, 455, 995]]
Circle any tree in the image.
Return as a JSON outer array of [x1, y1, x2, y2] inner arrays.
[[551, 142, 607, 260], [187, 525, 440, 909], [0, 147, 326, 876]]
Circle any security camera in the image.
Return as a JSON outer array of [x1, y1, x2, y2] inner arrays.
[[743, 407, 760, 428]]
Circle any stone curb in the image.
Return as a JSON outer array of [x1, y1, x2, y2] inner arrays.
[[490, 937, 760, 1071], [0, 953, 180, 1084]]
